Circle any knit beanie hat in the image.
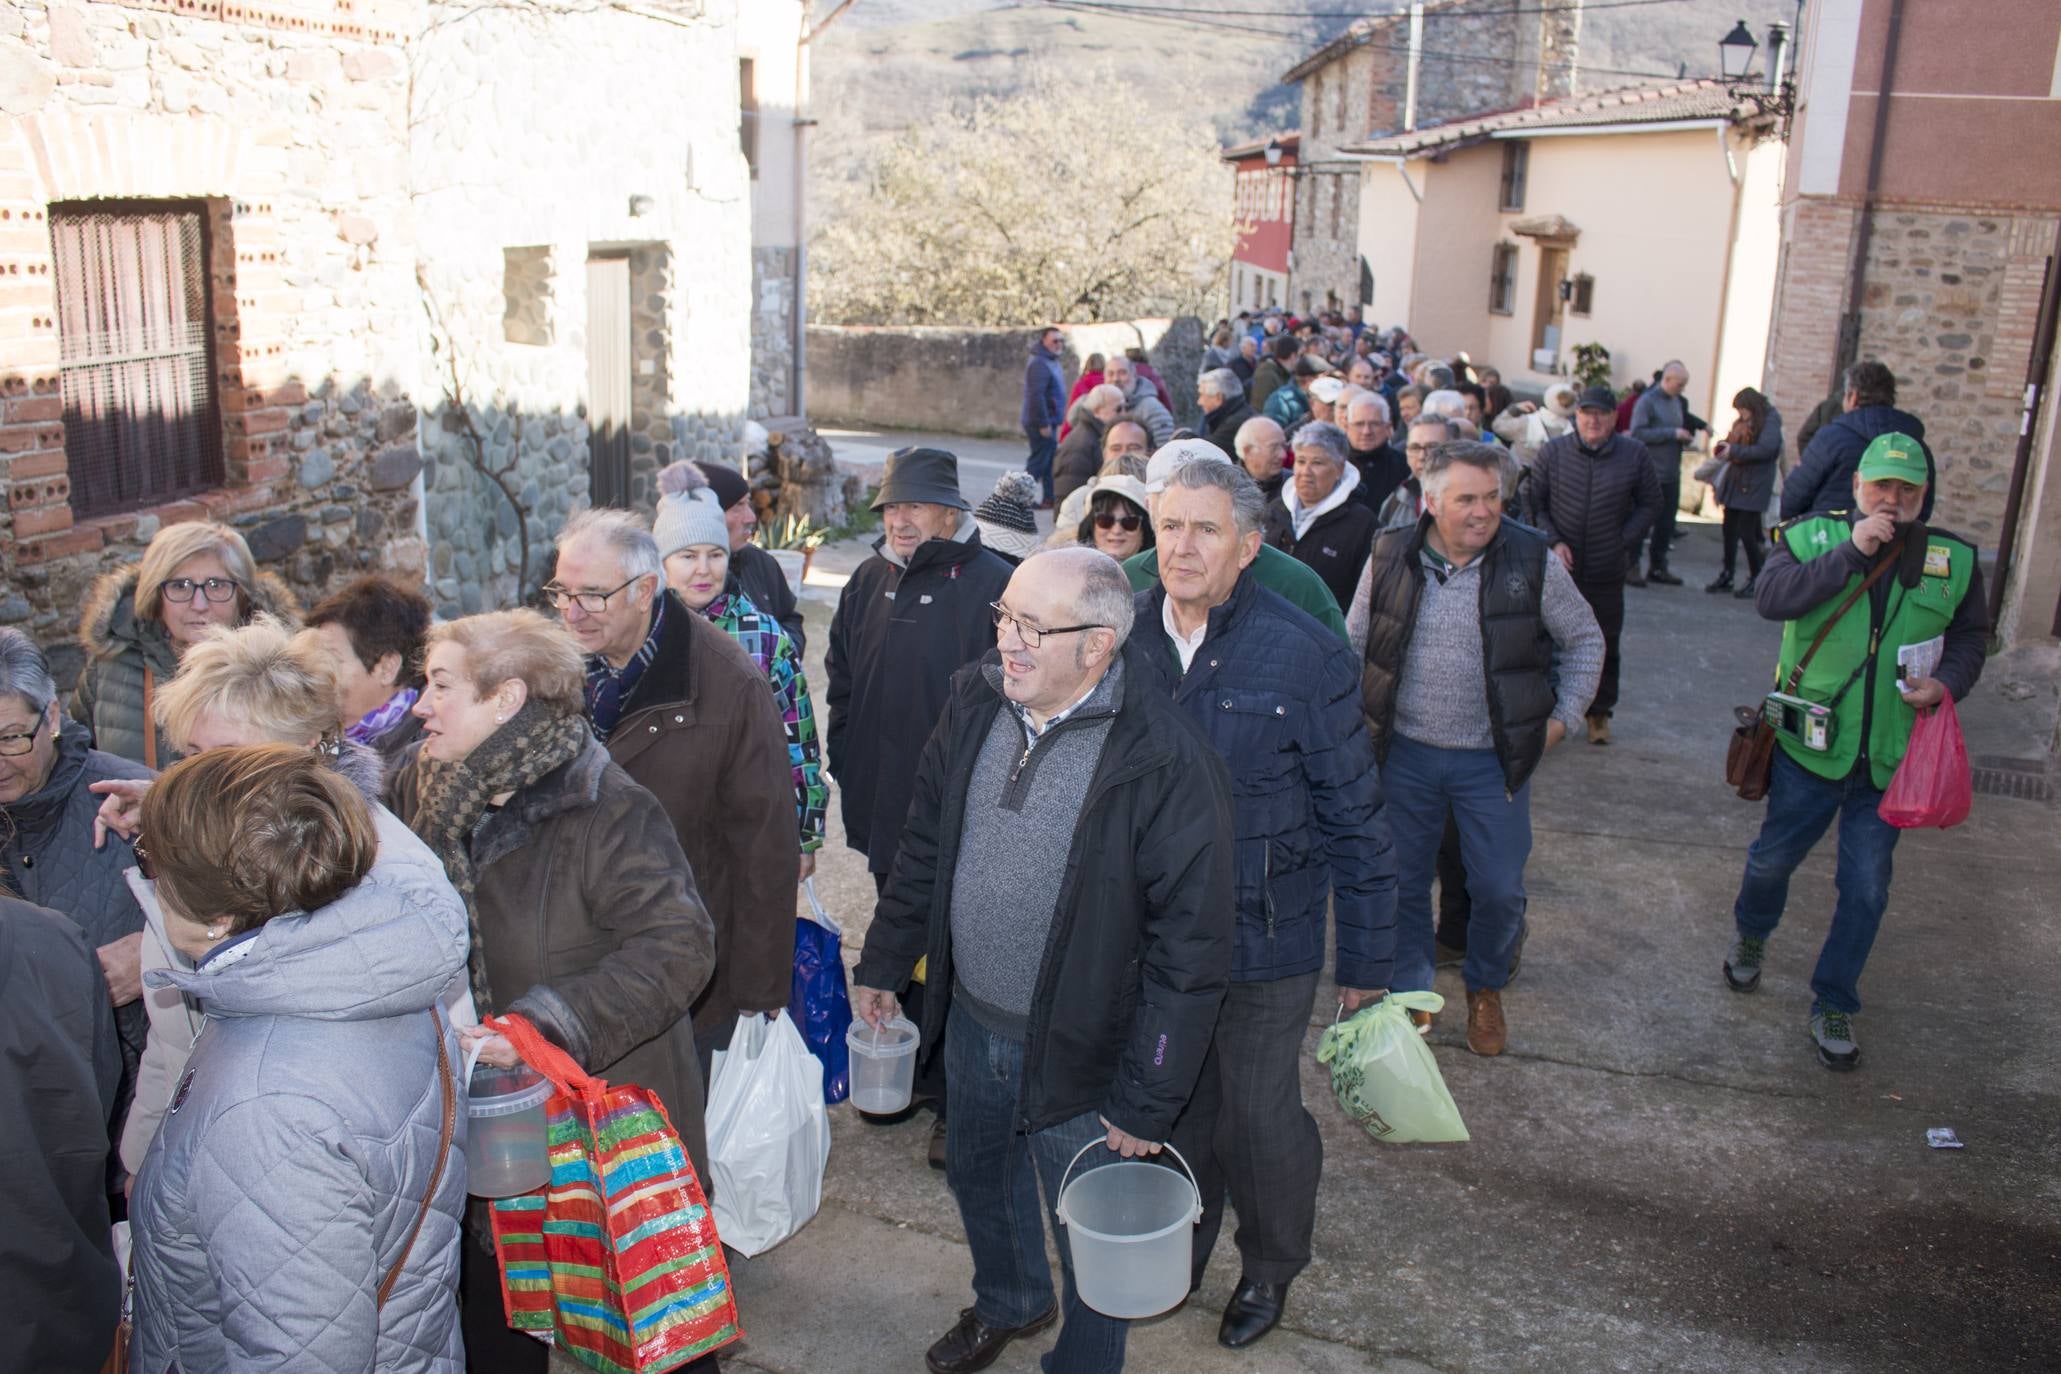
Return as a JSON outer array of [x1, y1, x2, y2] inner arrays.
[[693, 460, 750, 512], [973, 471, 1044, 562], [653, 461, 732, 557]]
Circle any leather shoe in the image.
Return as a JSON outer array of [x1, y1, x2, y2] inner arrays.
[[1218, 1278, 1289, 1349], [1648, 566, 1684, 586], [925, 1305, 1057, 1374], [1466, 986, 1507, 1056], [927, 1115, 948, 1171]]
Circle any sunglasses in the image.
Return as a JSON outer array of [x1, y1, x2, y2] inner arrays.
[[1094, 513, 1142, 532]]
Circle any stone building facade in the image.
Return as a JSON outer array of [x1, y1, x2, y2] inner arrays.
[[1280, 0, 1582, 315], [2, 0, 775, 652]]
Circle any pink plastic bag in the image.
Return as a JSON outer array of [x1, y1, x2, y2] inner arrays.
[[1878, 695, 1972, 829]]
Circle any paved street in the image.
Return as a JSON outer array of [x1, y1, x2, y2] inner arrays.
[[740, 504, 2061, 1373]]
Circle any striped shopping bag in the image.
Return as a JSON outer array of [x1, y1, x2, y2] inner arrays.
[[486, 1014, 741, 1373]]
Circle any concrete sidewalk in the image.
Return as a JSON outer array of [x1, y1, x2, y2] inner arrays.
[[750, 516, 2061, 1373]]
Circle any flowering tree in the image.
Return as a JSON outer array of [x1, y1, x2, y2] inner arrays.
[[812, 73, 1234, 326]]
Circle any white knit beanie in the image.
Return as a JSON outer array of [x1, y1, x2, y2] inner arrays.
[[652, 461, 732, 557]]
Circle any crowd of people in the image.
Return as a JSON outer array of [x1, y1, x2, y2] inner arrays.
[[4, 296, 1986, 1372]]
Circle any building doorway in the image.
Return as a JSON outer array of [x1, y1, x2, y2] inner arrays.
[[1531, 244, 1569, 369]]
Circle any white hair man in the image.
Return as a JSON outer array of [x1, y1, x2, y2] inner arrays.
[[1102, 353, 1174, 449], [1199, 366, 1255, 454]]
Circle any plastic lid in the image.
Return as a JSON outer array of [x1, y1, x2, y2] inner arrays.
[[468, 1064, 553, 1117], [846, 1014, 920, 1054]]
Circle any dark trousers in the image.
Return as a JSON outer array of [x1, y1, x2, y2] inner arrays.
[[1721, 508, 1766, 577], [1574, 577, 1625, 716], [1025, 427, 1058, 504], [1639, 470, 1682, 571], [1171, 970, 1323, 1288], [1435, 810, 1472, 951]]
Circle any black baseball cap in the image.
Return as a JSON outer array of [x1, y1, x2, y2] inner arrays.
[[1576, 385, 1617, 412]]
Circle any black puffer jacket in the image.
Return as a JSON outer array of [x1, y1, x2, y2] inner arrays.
[[1205, 396, 1257, 454], [853, 646, 1235, 1140], [1530, 431, 1664, 583], [1, 720, 151, 1104], [1262, 495, 1379, 613], [826, 523, 1013, 872], [1133, 573, 1397, 989], [1780, 404, 1937, 522]]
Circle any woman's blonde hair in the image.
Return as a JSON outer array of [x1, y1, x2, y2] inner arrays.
[[154, 615, 338, 753], [142, 743, 376, 935], [427, 609, 585, 716], [134, 521, 260, 625]]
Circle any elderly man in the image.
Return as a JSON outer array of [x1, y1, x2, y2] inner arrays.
[[1627, 360, 1702, 585], [1781, 361, 1938, 523], [1200, 366, 1256, 454], [1529, 387, 1662, 746], [1235, 414, 1288, 504], [1231, 334, 1260, 387], [1103, 352, 1174, 449], [1054, 382, 1127, 512], [1123, 438, 1347, 640], [1375, 415, 1458, 532], [1135, 458, 1395, 1350], [548, 511, 798, 1070], [1725, 436, 1986, 1070], [1262, 421, 1378, 611], [854, 547, 1234, 1374], [1053, 416, 1154, 546], [1343, 391, 1410, 512], [1348, 442, 1603, 1054]]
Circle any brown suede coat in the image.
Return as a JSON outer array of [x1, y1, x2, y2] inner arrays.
[[390, 739, 717, 1171], [606, 593, 799, 1037]]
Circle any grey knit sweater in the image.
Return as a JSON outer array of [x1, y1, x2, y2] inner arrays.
[[949, 659, 1123, 1038]]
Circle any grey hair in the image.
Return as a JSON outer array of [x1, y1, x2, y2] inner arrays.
[[1420, 440, 1514, 500], [1421, 389, 1467, 421], [0, 628, 58, 716], [1407, 416, 1464, 443], [1164, 455, 1267, 537], [1074, 383, 1126, 423], [1199, 367, 1243, 402], [1290, 420, 1351, 468], [1233, 415, 1282, 459], [558, 506, 663, 585], [1031, 546, 1138, 649], [1344, 390, 1390, 423]]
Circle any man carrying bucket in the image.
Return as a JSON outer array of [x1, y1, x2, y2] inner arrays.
[[854, 546, 1235, 1374]]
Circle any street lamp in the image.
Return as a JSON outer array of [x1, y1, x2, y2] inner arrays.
[[1263, 138, 1284, 168], [1717, 19, 1757, 83], [1718, 19, 1795, 123]]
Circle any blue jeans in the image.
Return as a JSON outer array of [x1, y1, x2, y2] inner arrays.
[[1384, 735, 1532, 994], [1025, 426, 1058, 504], [1733, 748, 1902, 1014], [945, 1005, 1129, 1374]]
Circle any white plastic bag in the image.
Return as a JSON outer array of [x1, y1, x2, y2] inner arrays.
[[706, 1011, 830, 1256]]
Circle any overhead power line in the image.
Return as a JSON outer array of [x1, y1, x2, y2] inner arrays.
[[1045, 0, 1688, 18]]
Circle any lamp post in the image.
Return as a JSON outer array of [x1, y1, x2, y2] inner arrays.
[[1719, 18, 1796, 122]]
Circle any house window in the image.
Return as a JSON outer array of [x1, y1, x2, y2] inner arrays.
[[739, 57, 759, 179], [1489, 242, 1518, 315], [49, 201, 223, 519], [1570, 272, 1595, 317], [1499, 140, 1529, 212]]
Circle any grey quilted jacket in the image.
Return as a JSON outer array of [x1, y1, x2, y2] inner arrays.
[[129, 797, 471, 1374], [71, 562, 301, 767]]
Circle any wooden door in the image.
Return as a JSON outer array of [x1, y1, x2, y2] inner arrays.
[[1531, 245, 1569, 361], [586, 254, 633, 509]]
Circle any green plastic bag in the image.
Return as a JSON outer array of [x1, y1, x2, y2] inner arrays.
[[1315, 991, 1469, 1144]]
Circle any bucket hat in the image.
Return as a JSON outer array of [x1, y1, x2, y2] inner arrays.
[[871, 447, 969, 511]]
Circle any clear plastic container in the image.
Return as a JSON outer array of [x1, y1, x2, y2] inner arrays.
[[1055, 1141, 1202, 1319], [464, 1053, 553, 1199], [845, 1014, 920, 1115]]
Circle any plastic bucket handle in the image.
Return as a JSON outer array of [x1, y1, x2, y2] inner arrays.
[[462, 1035, 553, 1116], [1054, 1137, 1203, 1230]]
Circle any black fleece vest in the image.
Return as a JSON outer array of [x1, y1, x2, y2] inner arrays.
[[1360, 518, 1556, 793]]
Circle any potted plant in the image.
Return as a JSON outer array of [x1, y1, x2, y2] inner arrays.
[[1571, 343, 1612, 392], [758, 512, 826, 595]]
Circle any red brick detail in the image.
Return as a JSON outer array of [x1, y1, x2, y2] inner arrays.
[[13, 503, 74, 536], [154, 500, 212, 526], [0, 424, 41, 453], [6, 395, 61, 423], [233, 407, 289, 437], [15, 525, 104, 564], [243, 455, 289, 483], [7, 475, 69, 509], [6, 449, 68, 480]]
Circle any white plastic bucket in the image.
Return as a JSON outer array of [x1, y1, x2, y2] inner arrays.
[[1054, 1140, 1203, 1319], [463, 1040, 553, 1198], [845, 1014, 920, 1115]]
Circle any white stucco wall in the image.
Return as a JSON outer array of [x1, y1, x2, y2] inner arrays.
[[1358, 162, 1421, 329], [1711, 132, 1787, 432], [739, 0, 805, 250]]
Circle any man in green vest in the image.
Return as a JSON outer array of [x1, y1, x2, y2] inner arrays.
[[1123, 437, 1349, 642], [1723, 433, 1989, 1070]]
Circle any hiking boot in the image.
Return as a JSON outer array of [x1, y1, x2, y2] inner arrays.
[[1723, 935, 1765, 992], [1734, 575, 1759, 600], [1465, 987, 1506, 1056], [1648, 566, 1684, 586], [1586, 713, 1612, 746], [1705, 570, 1734, 593], [1809, 1004, 1860, 1071], [1409, 1008, 1435, 1036]]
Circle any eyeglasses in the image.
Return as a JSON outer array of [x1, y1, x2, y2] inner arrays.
[[541, 575, 643, 615], [1093, 512, 1142, 533], [1406, 443, 1436, 454], [0, 713, 47, 757], [989, 602, 1104, 650], [161, 577, 242, 604]]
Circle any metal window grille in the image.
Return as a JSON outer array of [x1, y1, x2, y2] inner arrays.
[[1499, 141, 1529, 212], [49, 202, 223, 519], [1570, 272, 1595, 317], [1489, 243, 1517, 315]]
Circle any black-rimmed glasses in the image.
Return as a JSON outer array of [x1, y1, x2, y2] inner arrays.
[[990, 602, 1103, 650], [161, 577, 242, 604], [541, 575, 642, 615], [0, 713, 47, 757]]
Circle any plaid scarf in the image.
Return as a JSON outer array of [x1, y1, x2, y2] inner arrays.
[[411, 700, 591, 1012], [584, 596, 665, 741]]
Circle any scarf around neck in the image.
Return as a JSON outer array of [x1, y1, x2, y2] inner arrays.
[[346, 686, 419, 745], [411, 699, 590, 1012]]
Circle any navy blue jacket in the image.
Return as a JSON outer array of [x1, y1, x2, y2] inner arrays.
[[1780, 404, 1937, 522], [1133, 573, 1397, 989], [1021, 340, 1066, 432]]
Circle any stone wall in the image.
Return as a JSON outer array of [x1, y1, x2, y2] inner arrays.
[[807, 317, 1206, 439], [752, 245, 798, 420]]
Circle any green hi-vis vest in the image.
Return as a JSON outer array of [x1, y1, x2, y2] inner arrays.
[[1773, 514, 1976, 787]]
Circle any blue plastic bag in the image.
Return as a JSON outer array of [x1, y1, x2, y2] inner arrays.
[[787, 878, 853, 1104]]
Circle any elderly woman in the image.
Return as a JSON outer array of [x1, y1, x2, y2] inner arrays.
[[1076, 474, 1154, 562], [129, 745, 467, 1374], [1051, 382, 1127, 511], [304, 574, 434, 767], [387, 608, 715, 1373], [1493, 382, 1578, 466], [654, 462, 828, 879], [73, 520, 300, 767], [0, 627, 151, 1148], [688, 460, 806, 653], [1050, 418, 1151, 547]]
